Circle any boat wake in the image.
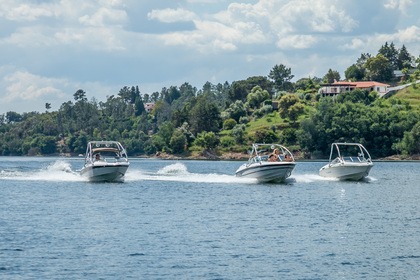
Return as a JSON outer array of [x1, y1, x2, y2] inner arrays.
[[0, 160, 84, 182], [292, 174, 339, 183], [1, 161, 372, 185], [126, 163, 256, 184]]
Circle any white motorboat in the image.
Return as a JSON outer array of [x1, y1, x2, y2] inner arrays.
[[319, 142, 373, 181], [80, 141, 130, 182], [235, 143, 296, 183]]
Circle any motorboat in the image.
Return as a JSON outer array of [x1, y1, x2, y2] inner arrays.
[[319, 142, 373, 181], [80, 141, 130, 182], [235, 143, 296, 183]]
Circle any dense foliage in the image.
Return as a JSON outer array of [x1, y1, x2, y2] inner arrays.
[[1, 42, 420, 158]]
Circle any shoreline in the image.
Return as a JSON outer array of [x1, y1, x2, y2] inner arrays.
[[1, 153, 419, 161]]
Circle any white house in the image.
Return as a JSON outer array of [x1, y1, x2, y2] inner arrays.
[[318, 81, 390, 97]]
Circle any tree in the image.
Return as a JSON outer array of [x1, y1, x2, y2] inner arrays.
[[67, 131, 88, 154], [151, 134, 166, 152], [336, 89, 377, 105], [134, 96, 145, 117], [323, 69, 341, 83], [288, 103, 305, 123], [151, 91, 159, 102], [278, 94, 300, 119], [143, 93, 150, 103], [397, 45, 413, 70], [378, 41, 398, 70], [396, 122, 420, 155], [153, 100, 172, 126], [268, 64, 294, 92], [73, 89, 87, 101], [118, 86, 129, 103], [222, 100, 247, 122], [356, 53, 371, 69], [155, 121, 174, 150], [416, 54, 420, 70], [223, 118, 237, 130], [295, 77, 319, 92], [194, 131, 219, 150], [189, 94, 221, 135], [214, 81, 231, 110], [246, 86, 270, 109], [231, 124, 246, 144], [5, 111, 22, 123], [253, 128, 279, 143], [163, 86, 181, 104], [345, 64, 365, 81], [170, 128, 187, 154], [229, 76, 272, 102], [365, 54, 393, 82], [179, 82, 197, 101]]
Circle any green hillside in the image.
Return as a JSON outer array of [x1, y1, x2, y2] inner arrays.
[[391, 84, 420, 108]]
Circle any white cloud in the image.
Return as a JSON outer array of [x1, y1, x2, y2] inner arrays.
[[342, 38, 365, 50], [367, 25, 420, 52], [3, 26, 57, 47], [79, 7, 128, 27], [384, 0, 413, 13], [54, 27, 126, 51], [0, 1, 55, 21], [2, 71, 66, 102], [276, 34, 318, 49], [272, 0, 358, 34], [156, 0, 360, 53], [0, 1, 128, 51], [394, 25, 420, 43], [148, 8, 197, 23], [0, 67, 116, 113], [186, 0, 224, 3]]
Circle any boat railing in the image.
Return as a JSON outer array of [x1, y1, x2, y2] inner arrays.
[[330, 156, 367, 165], [342, 156, 369, 163], [343, 156, 353, 162]]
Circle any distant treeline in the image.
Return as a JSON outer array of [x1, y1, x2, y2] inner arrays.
[[1, 42, 420, 158]]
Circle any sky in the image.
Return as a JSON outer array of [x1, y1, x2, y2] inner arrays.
[[0, 0, 419, 114]]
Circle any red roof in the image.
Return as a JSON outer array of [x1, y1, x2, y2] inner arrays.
[[331, 81, 389, 88]]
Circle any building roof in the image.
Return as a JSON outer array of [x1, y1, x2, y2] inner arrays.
[[329, 81, 390, 88]]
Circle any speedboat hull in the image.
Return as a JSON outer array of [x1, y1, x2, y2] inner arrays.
[[80, 163, 129, 182], [319, 162, 373, 181], [236, 162, 296, 183]]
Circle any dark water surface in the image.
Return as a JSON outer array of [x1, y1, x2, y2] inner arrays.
[[1, 157, 419, 279]]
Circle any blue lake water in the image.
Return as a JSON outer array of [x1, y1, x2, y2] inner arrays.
[[1, 157, 419, 279]]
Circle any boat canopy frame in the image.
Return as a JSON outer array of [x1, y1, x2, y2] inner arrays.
[[84, 141, 128, 164], [247, 143, 295, 166], [327, 142, 372, 166]]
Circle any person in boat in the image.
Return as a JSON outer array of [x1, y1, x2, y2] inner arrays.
[[284, 154, 293, 162], [95, 153, 101, 161], [269, 153, 277, 162], [269, 149, 280, 162]]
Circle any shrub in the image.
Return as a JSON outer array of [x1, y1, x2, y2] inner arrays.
[[223, 118, 237, 130]]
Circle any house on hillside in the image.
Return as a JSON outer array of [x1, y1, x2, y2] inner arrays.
[[318, 81, 390, 97], [144, 102, 155, 113]]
